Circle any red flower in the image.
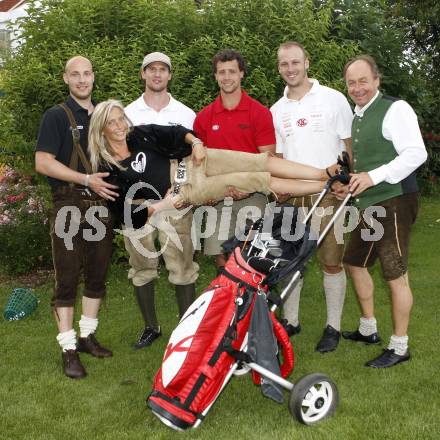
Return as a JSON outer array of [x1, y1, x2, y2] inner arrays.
[[6, 193, 25, 203]]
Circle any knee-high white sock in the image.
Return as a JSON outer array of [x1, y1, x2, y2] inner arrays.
[[79, 315, 98, 338], [388, 334, 409, 356], [359, 317, 377, 336], [323, 270, 346, 331], [56, 329, 77, 352], [282, 278, 303, 327]]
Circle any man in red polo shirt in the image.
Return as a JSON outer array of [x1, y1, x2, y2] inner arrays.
[[194, 49, 276, 269]]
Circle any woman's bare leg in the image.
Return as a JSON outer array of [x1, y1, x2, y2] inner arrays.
[[267, 156, 330, 180], [270, 176, 325, 196]]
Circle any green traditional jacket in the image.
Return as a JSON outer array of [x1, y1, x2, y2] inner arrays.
[[352, 93, 418, 210]]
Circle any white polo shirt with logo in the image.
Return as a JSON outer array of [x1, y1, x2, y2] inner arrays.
[[125, 93, 196, 129], [271, 79, 353, 168]]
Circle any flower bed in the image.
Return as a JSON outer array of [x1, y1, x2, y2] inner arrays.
[[0, 165, 52, 274]]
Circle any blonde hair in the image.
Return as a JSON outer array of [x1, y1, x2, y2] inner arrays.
[[88, 99, 133, 173], [277, 41, 308, 61]]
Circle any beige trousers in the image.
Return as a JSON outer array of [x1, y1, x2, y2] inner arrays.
[[176, 149, 272, 206]]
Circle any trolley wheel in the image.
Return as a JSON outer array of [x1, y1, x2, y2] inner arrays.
[[232, 363, 251, 376], [288, 373, 338, 425]]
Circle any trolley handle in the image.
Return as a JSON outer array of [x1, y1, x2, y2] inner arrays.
[[326, 173, 351, 189], [337, 151, 352, 175]]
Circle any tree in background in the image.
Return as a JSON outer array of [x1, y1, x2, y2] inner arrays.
[[327, 0, 439, 185], [390, 0, 440, 185]]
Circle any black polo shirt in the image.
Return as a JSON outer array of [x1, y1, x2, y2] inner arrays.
[[36, 96, 93, 186]]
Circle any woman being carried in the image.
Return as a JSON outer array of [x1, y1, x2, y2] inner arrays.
[[88, 99, 338, 223]]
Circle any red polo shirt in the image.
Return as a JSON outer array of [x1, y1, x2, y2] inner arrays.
[[194, 91, 275, 154]]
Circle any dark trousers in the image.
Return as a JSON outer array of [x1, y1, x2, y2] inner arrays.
[[49, 186, 114, 307]]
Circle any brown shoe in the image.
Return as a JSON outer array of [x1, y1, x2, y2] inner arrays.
[[77, 333, 113, 358], [62, 349, 87, 379]]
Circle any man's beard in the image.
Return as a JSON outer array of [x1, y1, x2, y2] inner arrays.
[[147, 83, 167, 93], [70, 86, 92, 101]]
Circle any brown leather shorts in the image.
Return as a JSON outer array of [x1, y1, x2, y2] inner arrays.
[[288, 192, 345, 268], [343, 193, 419, 281], [49, 186, 114, 307]]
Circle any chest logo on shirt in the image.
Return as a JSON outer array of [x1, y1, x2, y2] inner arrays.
[[238, 124, 250, 130], [296, 118, 308, 127], [212, 124, 220, 131], [131, 152, 146, 173]]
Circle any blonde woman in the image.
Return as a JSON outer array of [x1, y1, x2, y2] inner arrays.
[[89, 99, 337, 218], [88, 99, 339, 347]]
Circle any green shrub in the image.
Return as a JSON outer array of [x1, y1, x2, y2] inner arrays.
[[0, 213, 51, 275], [0, 0, 436, 186], [112, 233, 128, 264], [0, 166, 51, 274], [418, 132, 440, 194], [0, 0, 358, 173]]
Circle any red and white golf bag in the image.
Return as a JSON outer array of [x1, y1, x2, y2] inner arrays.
[[147, 248, 294, 430], [147, 169, 353, 430]]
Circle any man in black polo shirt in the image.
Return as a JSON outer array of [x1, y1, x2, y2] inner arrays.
[[35, 56, 118, 379]]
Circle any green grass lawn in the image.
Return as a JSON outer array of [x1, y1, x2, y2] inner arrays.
[[1, 197, 439, 440]]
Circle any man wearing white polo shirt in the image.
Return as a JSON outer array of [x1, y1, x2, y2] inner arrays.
[[124, 52, 199, 350], [271, 41, 353, 353], [125, 52, 195, 129]]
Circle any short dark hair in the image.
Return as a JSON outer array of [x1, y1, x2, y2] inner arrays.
[[343, 54, 380, 79], [212, 49, 247, 75], [277, 41, 308, 61]]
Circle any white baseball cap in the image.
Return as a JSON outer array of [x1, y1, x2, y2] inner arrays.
[[141, 52, 172, 70]]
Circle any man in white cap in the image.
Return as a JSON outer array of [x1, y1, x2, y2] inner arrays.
[[124, 52, 199, 349], [125, 52, 195, 128]]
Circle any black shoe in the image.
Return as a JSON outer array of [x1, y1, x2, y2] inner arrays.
[[365, 349, 410, 368], [342, 329, 382, 345], [133, 326, 161, 349], [316, 325, 340, 353], [280, 319, 301, 336], [62, 349, 86, 379], [78, 334, 113, 358]]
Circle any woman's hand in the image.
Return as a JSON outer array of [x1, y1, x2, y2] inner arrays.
[[191, 143, 206, 166]]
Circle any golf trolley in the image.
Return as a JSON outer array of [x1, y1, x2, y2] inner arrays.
[[147, 160, 352, 430]]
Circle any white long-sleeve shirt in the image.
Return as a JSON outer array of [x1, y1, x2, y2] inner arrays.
[[355, 91, 427, 185]]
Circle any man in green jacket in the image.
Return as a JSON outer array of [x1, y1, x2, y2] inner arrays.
[[339, 55, 427, 368]]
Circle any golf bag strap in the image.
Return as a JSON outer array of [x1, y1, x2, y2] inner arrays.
[[149, 391, 205, 420], [220, 323, 253, 363], [218, 267, 259, 292], [183, 324, 243, 409]]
